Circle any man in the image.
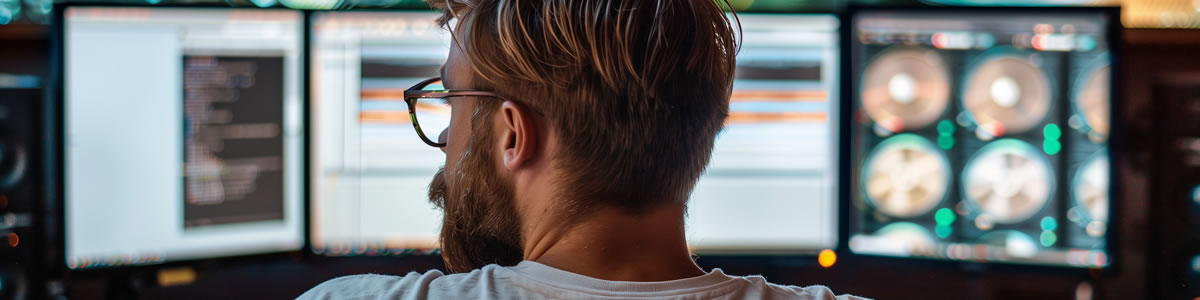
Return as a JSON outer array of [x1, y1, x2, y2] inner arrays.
[[301, 0, 860, 298]]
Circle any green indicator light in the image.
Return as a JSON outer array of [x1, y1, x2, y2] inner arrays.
[[935, 225, 952, 239], [937, 136, 955, 150], [935, 208, 956, 225], [1043, 140, 1062, 155], [1040, 231, 1058, 247], [938, 120, 955, 136], [1040, 217, 1058, 231], [1044, 124, 1062, 140]]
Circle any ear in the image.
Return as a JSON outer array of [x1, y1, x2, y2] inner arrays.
[[499, 101, 539, 170]]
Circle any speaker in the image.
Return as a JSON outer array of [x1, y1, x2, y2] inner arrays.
[[0, 88, 43, 300], [1150, 77, 1200, 299]]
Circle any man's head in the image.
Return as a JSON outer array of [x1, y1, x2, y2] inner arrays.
[[425, 0, 739, 273]]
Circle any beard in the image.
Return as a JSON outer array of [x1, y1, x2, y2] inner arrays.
[[427, 116, 524, 273]]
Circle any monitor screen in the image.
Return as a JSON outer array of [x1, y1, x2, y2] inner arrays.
[[309, 11, 448, 255], [62, 7, 305, 269], [847, 8, 1113, 267], [309, 12, 839, 255], [687, 14, 839, 253]]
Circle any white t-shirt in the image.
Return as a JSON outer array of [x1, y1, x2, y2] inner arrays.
[[299, 261, 866, 299]]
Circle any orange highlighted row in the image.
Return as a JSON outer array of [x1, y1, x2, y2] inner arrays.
[[360, 88, 408, 100], [726, 111, 827, 124], [730, 90, 826, 102], [360, 111, 412, 124]]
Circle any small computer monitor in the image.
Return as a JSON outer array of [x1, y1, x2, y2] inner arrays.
[[308, 11, 840, 256], [846, 7, 1115, 268], [61, 6, 305, 269]]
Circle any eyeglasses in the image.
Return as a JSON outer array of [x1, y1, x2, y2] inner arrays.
[[403, 77, 507, 148]]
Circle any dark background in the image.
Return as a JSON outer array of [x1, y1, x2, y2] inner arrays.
[[182, 56, 287, 228]]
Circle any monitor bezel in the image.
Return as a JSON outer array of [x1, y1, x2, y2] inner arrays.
[[837, 4, 1123, 275], [49, 2, 314, 275]]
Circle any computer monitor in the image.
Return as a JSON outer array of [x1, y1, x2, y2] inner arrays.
[[61, 6, 305, 269], [688, 13, 840, 253], [309, 11, 840, 255], [309, 11, 447, 255], [846, 7, 1115, 268]]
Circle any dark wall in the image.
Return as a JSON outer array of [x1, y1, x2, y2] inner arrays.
[[0, 25, 50, 77]]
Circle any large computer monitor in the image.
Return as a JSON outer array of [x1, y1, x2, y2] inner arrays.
[[309, 11, 840, 255], [846, 7, 1116, 268], [61, 6, 305, 269]]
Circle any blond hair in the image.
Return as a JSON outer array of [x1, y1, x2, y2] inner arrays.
[[430, 0, 740, 213]]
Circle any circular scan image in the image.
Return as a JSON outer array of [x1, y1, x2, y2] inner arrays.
[[874, 222, 938, 255], [1072, 150, 1109, 223], [861, 47, 952, 131], [977, 230, 1040, 259], [962, 55, 1052, 136], [1073, 63, 1111, 138], [962, 139, 1055, 224], [863, 134, 952, 218]]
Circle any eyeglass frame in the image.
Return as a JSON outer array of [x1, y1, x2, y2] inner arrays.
[[403, 76, 509, 148]]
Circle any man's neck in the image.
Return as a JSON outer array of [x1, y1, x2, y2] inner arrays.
[[522, 204, 705, 282]]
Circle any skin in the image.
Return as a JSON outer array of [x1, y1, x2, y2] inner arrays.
[[437, 32, 706, 282]]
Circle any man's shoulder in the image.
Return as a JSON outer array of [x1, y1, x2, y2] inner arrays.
[[296, 265, 513, 299], [297, 266, 869, 300], [730, 274, 870, 300], [297, 270, 445, 299]]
